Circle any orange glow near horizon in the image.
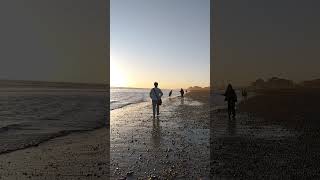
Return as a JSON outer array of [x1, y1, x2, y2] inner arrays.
[[110, 70, 208, 89], [110, 55, 209, 89]]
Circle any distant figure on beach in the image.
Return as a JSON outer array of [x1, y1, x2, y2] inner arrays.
[[150, 82, 163, 118], [180, 88, 185, 97], [169, 90, 173, 97], [241, 88, 248, 101], [224, 84, 237, 119]]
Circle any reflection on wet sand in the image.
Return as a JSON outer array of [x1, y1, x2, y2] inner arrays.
[[227, 117, 236, 136], [180, 97, 184, 105], [207, 82, 320, 178], [151, 117, 161, 149], [110, 95, 210, 179]]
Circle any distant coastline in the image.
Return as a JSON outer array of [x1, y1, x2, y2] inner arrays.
[[0, 79, 108, 89], [111, 86, 181, 91], [111, 86, 150, 90]]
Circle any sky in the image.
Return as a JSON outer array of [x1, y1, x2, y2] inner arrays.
[[2, 1, 316, 88], [212, 0, 320, 87], [0, 0, 108, 84], [111, 0, 210, 89]]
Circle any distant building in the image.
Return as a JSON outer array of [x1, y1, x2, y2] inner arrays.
[[266, 77, 295, 89], [301, 79, 320, 88], [187, 86, 210, 91], [251, 78, 265, 89], [250, 77, 295, 89]]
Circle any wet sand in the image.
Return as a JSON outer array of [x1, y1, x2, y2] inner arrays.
[[0, 128, 110, 179], [0, 90, 210, 179], [4, 88, 318, 179], [111, 92, 210, 179], [0, 91, 107, 154], [211, 88, 320, 179]]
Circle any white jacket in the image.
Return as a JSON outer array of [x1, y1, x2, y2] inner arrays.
[[150, 87, 163, 101]]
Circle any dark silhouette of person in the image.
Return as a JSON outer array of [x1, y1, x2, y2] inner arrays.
[[224, 84, 237, 119], [150, 82, 163, 118], [169, 90, 172, 97], [180, 88, 185, 97], [241, 88, 248, 101], [227, 114, 236, 136]]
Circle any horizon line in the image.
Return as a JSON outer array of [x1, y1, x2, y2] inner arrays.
[[0, 79, 108, 86], [111, 85, 211, 89]]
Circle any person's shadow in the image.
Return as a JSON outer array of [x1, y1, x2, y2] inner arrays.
[[151, 117, 161, 148], [227, 116, 236, 136], [180, 97, 184, 105]]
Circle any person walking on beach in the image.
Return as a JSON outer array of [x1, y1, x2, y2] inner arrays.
[[180, 88, 185, 97], [169, 90, 173, 97], [150, 82, 163, 118], [241, 88, 248, 102], [224, 84, 237, 119]]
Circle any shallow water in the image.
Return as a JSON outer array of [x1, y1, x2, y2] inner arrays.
[[110, 87, 175, 110], [0, 89, 107, 154]]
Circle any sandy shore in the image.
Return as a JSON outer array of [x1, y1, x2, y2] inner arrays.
[[210, 88, 320, 179], [0, 91, 210, 179], [110, 92, 210, 179], [3, 88, 317, 179], [0, 127, 110, 179]]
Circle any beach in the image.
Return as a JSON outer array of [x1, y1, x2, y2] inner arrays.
[[0, 128, 110, 179], [110, 90, 210, 179], [0, 89, 107, 154], [0, 89, 211, 179], [0, 86, 109, 180], [210, 88, 320, 179], [2, 87, 318, 179]]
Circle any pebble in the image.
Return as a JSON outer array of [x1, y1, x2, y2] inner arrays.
[[126, 171, 134, 176]]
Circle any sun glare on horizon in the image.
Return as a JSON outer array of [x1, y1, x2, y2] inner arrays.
[[111, 61, 128, 87]]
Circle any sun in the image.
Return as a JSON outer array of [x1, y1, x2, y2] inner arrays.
[[110, 61, 127, 87]]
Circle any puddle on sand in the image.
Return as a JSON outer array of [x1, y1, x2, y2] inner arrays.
[[167, 97, 204, 107]]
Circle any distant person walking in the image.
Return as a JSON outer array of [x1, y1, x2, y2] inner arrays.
[[241, 88, 248, 101], [150, 82, 163, 118], [180, 88, 185, 97], [224, 84, 237, 119], [169, 90, 173, 97]]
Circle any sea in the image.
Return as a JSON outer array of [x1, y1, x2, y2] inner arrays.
[[111, 87, 245, 110], [110, 87, 175, 110], [0, 85, 108, 154], [0, 85, 177, 154]]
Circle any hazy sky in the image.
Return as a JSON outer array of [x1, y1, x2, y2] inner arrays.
[[111, 0, 210, 89], [0, 0, 108, 84], [212, 0, 320, 87]]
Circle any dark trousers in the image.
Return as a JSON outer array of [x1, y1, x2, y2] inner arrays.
[[152, 100, 159, 117], [228, 101, 236, 118]]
